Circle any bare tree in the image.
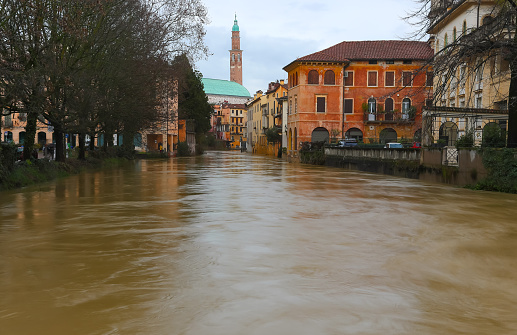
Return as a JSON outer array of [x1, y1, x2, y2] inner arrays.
[[1, 0, 210, 161], [407, 0, 517, 147]]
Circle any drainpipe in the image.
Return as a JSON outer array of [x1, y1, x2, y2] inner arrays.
[[477, 0, 480, 28], [342, 62, 351, 139]]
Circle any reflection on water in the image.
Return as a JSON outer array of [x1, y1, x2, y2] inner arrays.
[[1, 151, 517, 334]]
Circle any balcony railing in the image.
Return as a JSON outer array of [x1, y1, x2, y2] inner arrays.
[[363, 111, 416, 123]]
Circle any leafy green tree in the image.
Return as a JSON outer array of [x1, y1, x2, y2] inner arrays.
[[175, 54, 212, 134]]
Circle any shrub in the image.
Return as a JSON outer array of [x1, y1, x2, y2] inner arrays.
[[456, 130, 474, 148], [177, 141, 191, 157]]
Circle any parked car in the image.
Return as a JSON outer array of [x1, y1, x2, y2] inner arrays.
[[337, 139, 358, 147], [384, 142, 403, 149], [412, 142, 422, 148]]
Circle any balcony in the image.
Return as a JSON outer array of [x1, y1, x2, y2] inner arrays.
[[364, 111, 416, 123]]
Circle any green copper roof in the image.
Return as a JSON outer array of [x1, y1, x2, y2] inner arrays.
[[232, 14, 239, 32], [202, 78, 250, 98]]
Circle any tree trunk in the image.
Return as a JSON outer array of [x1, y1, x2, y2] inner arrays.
[[508, 26, 517, 148], [23, 111, 38, 161], [78, 133, 86, 160], [54, 129, 66, 162]]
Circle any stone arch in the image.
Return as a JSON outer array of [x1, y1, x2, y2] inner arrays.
[[344, 128, 363, 142], [288, 129, 292, 151], [379, 128, 397, 144], [439, 121, 458, 146], [311, 127, 329, 143]]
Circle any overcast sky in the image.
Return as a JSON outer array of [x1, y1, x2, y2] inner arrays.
[[195, 0, 424, 96]]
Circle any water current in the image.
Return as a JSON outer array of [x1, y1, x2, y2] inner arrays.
[[1, 151, 517, 335]]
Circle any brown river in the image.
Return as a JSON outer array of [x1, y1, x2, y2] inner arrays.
[[1, 151, 517, 335]]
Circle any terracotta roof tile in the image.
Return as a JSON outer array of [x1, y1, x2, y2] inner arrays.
[[297, 40, 434, 62]]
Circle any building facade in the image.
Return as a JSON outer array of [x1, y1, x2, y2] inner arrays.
[[424, 0, 510, 147], [283, 40, 434, 154], [246, 80, 288, 155]]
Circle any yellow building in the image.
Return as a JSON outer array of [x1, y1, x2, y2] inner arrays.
[[424, 0, 509, 147], [247, 80, 288, 155]]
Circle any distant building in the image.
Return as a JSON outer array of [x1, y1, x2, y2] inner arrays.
[[246, 80, 288, 155], [211, 102, 247, 149], [283, 40, 434, 155], [202, 78, 251, 105]]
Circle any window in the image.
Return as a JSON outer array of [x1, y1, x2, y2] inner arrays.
[[463, 20, 467, 34], [238, 54, 241, 62], [369, 60, 378, 64], [386, 60, 395, 64], [295, 96, 298, 113], [295, 72, 298, 86], [316, 96, 326, 113], [368, 98, 376, 113], [403, 60, 412, 64], [324, 70, 335, 85], [402, 71, 412, 86], [426, 72, 434, 87], [308, 70, 319, 84], [444, 33, 448, 49], [453, 27, 457, 41], [344, 99, 353, 114], [385, 71, 395, 87], [344, 71, 354, 86], [232, 53, 235, 62], [402, 98, 411, 114], [367, 71, 377, 87], [475, 94, 482, 108]]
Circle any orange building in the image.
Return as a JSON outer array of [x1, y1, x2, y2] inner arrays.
[[211, 102, 247, 149], [283, 40, 433, 153]]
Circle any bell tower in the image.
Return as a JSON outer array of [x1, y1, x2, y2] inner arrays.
[[230, 14, 243, 85]]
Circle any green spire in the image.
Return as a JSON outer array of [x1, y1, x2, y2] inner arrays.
[[232, 13, 239, 32]]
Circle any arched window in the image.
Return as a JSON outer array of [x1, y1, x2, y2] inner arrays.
[[308, 70, 319, 84], [482, 15, 493, 26], [294, 128, 298, 150], [295, 72, 298, 86], [402, 98, 411, 120], [237, 54, 240, 62], [288, 129, 292, 150], [324, 70, 335, 85], [453, 27, 457, 41], [368, 98, 376, 114], [232, 53, 235, 62]]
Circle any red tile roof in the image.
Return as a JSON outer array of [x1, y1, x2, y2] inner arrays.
[[296, 40, 434, 63]]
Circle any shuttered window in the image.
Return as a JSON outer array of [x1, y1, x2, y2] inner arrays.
[[385, 71, 395, 87], [367, 71, 377, 87], [403, 72, 412, 87], [324, 70, 335, 85], [344, 71, 354, 86], [317, 97, 326, 113], [308, 70, 319, 84], [344, 99, 353, 114]]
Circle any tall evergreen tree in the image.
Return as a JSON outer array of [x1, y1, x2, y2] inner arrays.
[[175, 54, 212, 134]]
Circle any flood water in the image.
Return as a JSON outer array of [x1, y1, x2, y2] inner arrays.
[[1, 151, 517, 335]]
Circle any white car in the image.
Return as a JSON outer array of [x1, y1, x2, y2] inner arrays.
[[384, 142, 403, 148]]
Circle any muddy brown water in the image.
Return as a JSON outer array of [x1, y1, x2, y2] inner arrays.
[[1, 151, 517, 335]]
